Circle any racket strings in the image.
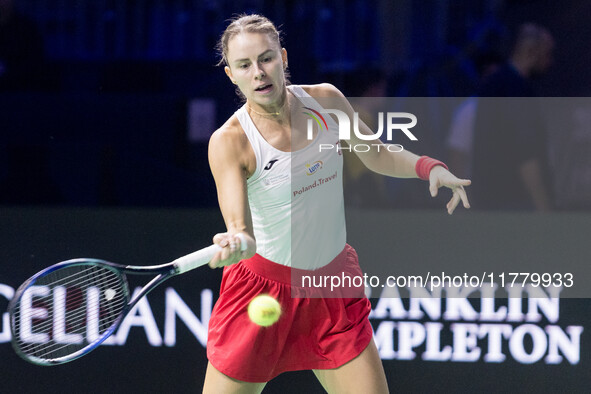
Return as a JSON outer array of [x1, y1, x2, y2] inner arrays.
[[12, 264, 128, 361], [21, 268, 123, 329], [16, 274, 125, 355], [37, 264, 103, 288], [15, 265, 124, 329], [14, 266, 121, 334], [15, 268, 125, 358], [20, 268, 117, 329]]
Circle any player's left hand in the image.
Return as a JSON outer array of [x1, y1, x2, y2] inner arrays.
[[428, 166, 471, 215]]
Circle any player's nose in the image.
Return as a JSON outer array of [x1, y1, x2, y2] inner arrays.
[[253, 63, 266, 80]]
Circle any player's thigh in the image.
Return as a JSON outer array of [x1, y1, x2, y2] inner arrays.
[[203, 362, 267, 394], [313, 340, 389, 394]]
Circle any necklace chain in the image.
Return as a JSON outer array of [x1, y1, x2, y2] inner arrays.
[[246, 97, 289, 117], [247, 104, 280, 117]]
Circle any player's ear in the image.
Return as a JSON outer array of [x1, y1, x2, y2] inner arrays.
[[281, 48, 288, 70], [224, 66, 237, 84]]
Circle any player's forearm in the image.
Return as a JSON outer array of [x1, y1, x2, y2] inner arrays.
[[361, 147, 420, 178], [347, 110, 421, 178]]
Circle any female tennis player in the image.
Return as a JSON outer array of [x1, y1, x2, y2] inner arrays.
[[204, 14, 470, 394]]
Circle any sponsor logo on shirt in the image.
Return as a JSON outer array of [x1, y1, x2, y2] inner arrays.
[[305, 161, 323, 176], [264, 159, 279, 170]]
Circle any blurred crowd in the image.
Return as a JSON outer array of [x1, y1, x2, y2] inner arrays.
[[1, 0, 589, 210]]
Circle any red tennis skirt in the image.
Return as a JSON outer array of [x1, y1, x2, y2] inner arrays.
[[206, 244, 373, 383]]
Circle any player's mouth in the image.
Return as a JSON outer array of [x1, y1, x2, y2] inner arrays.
[[254, 84, 273, 94]]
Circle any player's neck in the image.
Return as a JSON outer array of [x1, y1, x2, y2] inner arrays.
[[246, 90, 290, 122]]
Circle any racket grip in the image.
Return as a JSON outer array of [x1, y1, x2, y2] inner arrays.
[[173, 233, 247, 274]]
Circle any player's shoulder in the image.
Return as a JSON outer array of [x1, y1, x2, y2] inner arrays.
[[299, 83, 345, 98], [209, 114, 248, 154], [209, 113, 255, 173], [211, 115, 245, 143]]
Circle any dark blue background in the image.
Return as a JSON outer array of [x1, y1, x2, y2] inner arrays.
[[1, 0, 590, 209]]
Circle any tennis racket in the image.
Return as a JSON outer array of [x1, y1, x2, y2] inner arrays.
[[8, 234, 245, 366]]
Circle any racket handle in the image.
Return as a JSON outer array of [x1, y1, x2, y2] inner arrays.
[[173, 233, 247, 274]]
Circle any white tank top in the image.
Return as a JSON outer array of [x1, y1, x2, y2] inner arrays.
[[236, 85, 346, 269]]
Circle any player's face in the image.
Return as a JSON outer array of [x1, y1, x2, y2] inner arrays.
[[225, 32, 287, 106]]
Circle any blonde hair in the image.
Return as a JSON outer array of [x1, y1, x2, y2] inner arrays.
[[216, 14, 283, 67]]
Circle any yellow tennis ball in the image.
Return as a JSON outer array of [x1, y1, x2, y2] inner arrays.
[[247, 295, 281, 327]]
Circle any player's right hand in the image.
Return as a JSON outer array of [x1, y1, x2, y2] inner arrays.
[[209, 232, 252, 268]]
